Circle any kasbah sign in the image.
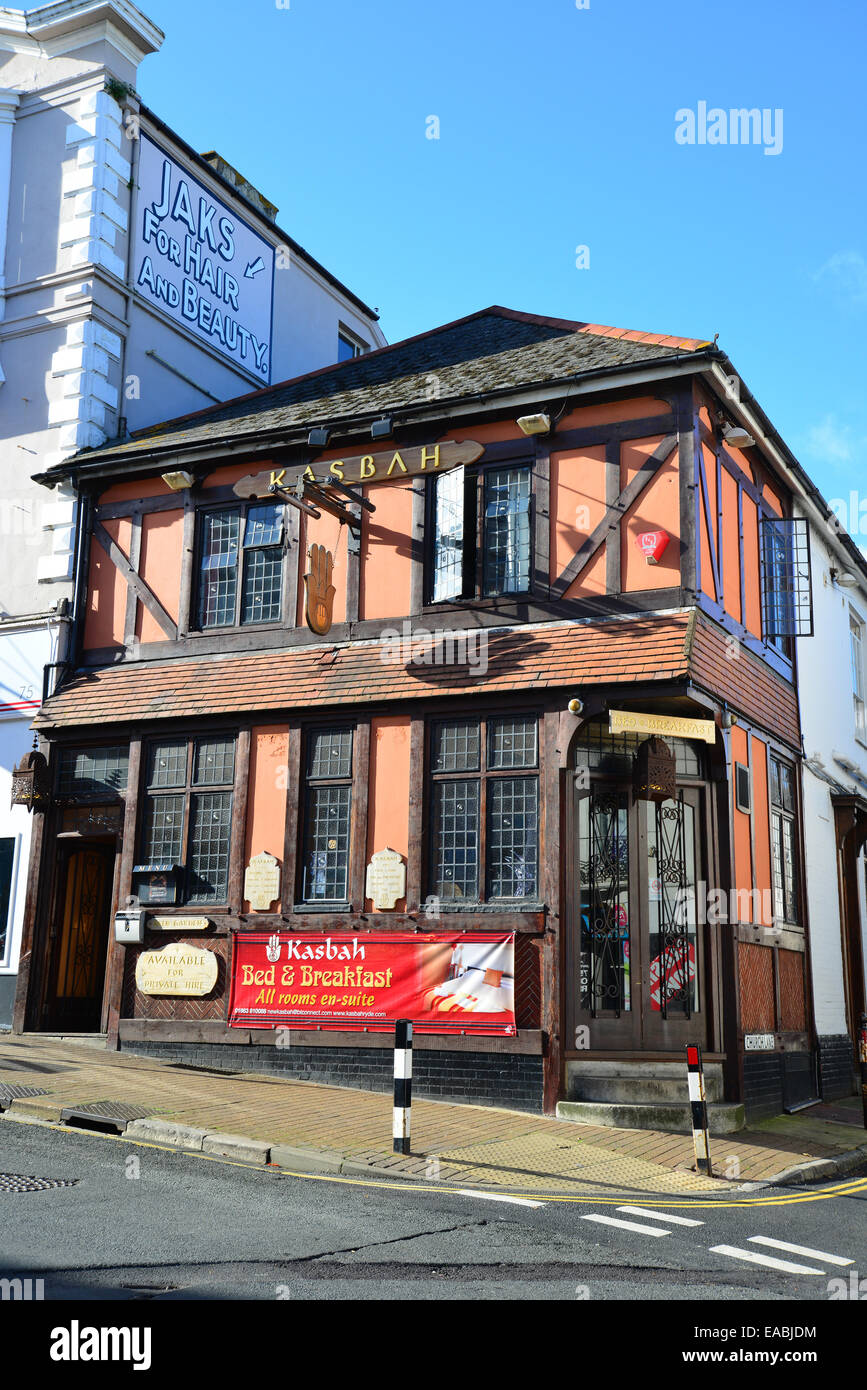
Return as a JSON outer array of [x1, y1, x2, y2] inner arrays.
[[234, 440, 484, 498]]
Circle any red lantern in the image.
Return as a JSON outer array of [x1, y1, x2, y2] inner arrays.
[[636, 529, 670, 565]]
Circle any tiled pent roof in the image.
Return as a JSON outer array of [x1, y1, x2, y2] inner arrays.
[[58, 306, 710, 471], [35, 613, 695, 729]]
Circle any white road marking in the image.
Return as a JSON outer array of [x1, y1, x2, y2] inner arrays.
[[748, 1236, 853, 1266], [460, 1189, 543, 1208], [617, 1206, 704, 1227], [582, 1214, 670, 1237], [710, 1244, 825, 1275]]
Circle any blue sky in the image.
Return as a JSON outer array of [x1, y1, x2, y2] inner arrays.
[[139, 0, 866, 510]]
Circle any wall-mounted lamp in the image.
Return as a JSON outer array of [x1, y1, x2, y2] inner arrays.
[[722, 422, 756, 450], [516, 413, 551, 437], [567, 696, 584, 715], [308, 427, 331, 449], [370, 416, 393, 440], [830, 568, 859, 588], [161, 470, 194, 491]]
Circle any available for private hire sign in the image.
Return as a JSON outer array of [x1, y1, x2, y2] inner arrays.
[[132, 134, 275, 381]]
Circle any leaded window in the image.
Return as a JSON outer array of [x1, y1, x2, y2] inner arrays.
[[301, 728, 353, 903], [429, 715, 539, 902], [196, 503, 284, 630], [139, 736, 235, 904], [769, 754, 799, 925], [573, 719, 703, 779], [57, 746, 129, 799], [428, 463, 533, 601], [760, 516, 813, 652], [482, 467, 532, 595]]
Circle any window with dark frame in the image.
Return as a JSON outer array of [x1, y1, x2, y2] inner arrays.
[[760, 516, 813, 654], [300, 728, 354, 903], [428, 463, 533, 602], [196, 502, 285, 630], [769, 754, 799, 925], [428, 715, 539, 902], [139, 736, 235, 904], [57, 746, 129, 799], [0, 837, 14, 967]]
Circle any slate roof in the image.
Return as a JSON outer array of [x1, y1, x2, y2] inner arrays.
[[55, 306, 711, 474], [35, 613, 695, 729]]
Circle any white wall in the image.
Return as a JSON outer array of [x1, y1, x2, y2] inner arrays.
[[796, 503, 867, 1038], [0, 0, 386, 1017]]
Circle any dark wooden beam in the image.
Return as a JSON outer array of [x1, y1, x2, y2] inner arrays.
[[105, 737, 142, 1047], [605, 438, 621, 595], [551, 412, 677, 452], [228, 728, 251, 915], [349, 719, 370, 910], [533, 438, 550, 599], [123, 513, 142, 648]]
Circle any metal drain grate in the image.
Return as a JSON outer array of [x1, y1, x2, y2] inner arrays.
[[60, 1101, 154, 1134], [0, 1085, 48, 1110], [0, 1173, 78, 1193]]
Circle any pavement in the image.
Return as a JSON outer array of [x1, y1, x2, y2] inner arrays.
[[1, 1031, 866, 1198]]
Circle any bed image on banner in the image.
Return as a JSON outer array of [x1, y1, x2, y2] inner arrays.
[[228, 932, 516, 1035]]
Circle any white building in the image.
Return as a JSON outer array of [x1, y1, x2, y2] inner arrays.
[[0, 0, 385, 1024], [796, 500, 867, 1100]]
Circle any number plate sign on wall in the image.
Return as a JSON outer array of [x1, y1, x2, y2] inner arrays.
[[135, 942, 218, 997], [744, 1033, 775, 1051]]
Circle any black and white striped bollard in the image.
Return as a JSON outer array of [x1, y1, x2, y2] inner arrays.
[[686, 1043, 712, 1177], [393, 1019, 412, 1154]]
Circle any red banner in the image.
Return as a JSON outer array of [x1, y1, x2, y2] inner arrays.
[[228, 932, 516, 1035]]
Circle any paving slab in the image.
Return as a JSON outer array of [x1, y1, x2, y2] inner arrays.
[[0, 1033, 864, 1196]]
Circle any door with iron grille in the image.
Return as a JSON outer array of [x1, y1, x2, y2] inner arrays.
[[45, 844, 115, 1032], [570, 784, 707, 1051]]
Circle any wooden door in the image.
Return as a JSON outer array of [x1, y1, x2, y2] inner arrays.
[[45, 844, 115, 1032]]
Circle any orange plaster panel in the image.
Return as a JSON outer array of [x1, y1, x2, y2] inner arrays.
[[721, 468, 742, 625], [136, 509, 183, 645], [243, 725, 289, 913], [731, 725, 753, 918], [699, 445, 718, 603], [621, 435, 680, 591], [751, 734, 773, 926], [297, 508, 349, 626], [741, 494, 762, 638], [762, 483, 783, 518], [557, 396, 671, 431], [366, 717, 411, 911], [551, 446, 607, 596], [84, 516, 131, 650], [98, 479, 173, 505], [360, 481, 414, 620]]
